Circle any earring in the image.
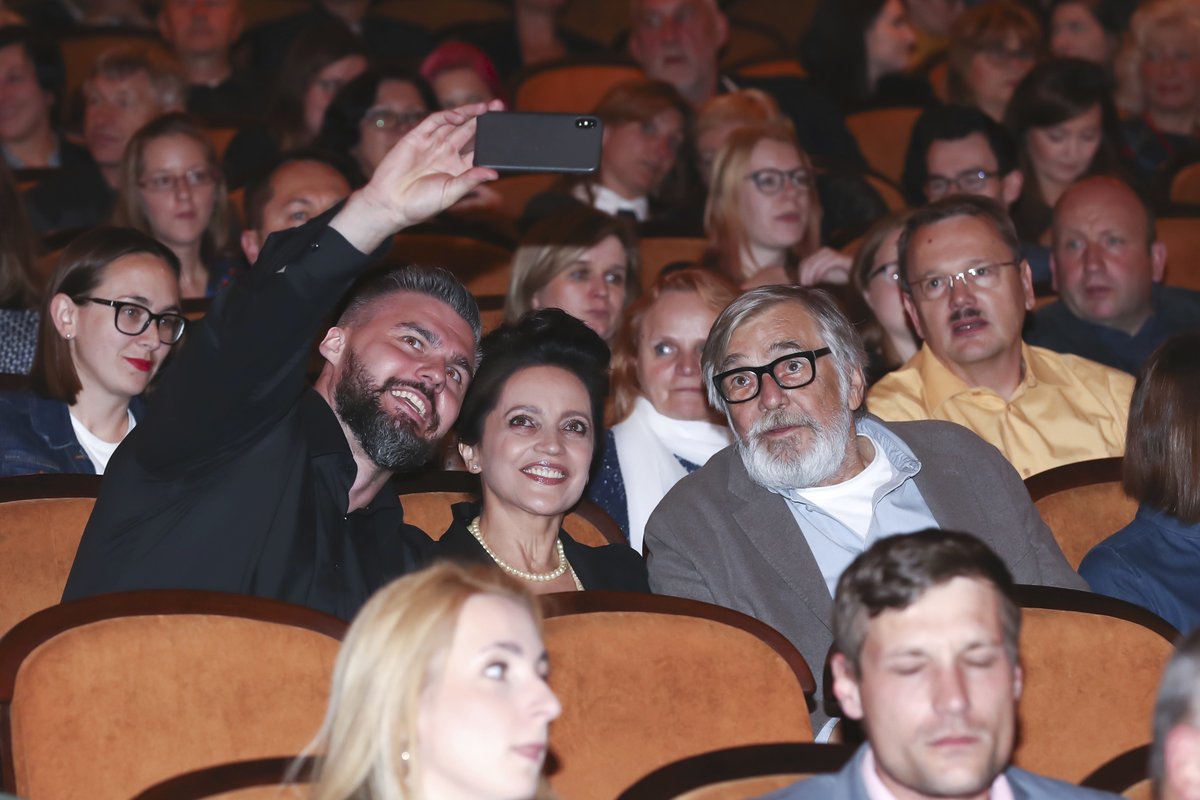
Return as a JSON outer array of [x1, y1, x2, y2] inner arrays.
[[470, 463, 480, 472], [64, 332, 72, 340]]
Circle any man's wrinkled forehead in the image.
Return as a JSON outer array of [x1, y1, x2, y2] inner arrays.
[[719, 300, 821, 368], [631, 0, 720, 26]]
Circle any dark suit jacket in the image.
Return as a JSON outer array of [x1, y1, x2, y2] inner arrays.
[[760, 744, 1120, 799], [434, 502, 651, 592], [645, 418, 1085, 722]]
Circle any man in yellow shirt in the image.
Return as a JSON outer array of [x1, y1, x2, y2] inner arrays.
[[867, 195, 1133, 478]]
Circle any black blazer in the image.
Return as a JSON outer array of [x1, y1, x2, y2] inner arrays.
[[434, 502, 651, 593]]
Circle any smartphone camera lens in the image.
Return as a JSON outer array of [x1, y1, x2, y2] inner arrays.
[[575, 118, 596, 128]]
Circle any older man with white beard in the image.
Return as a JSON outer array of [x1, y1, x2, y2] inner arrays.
[[643, 285, 1085, 733]]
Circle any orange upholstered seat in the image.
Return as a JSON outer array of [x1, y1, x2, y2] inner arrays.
[[1170, 161, 1200, 205], [1024, 457, 1136, 570], [395, 470, 626, 546], [0, 591, 346, 800], [133, 755, 316, 800], [617, 742, 855, 799], [845, 107, 925, 186], [1012, 586, 1178, 784], [1080, 744, 1153, 800], [0, 475, 101, 639], [638, 237, 709, 288], [539, 591, 816, 800], [1159, 218, 1200, 291], [513, 57, 644, 113]]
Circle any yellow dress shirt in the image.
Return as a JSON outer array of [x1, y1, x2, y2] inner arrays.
[[867, 343, 1134, 478]]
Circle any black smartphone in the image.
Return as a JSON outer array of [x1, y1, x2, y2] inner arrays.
[[473, 111, 603, 174]]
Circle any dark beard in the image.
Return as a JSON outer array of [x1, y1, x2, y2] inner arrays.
[[332, 350, 440, 472]]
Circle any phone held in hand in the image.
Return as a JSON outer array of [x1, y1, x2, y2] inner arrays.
[[473, 111, 603, 174]]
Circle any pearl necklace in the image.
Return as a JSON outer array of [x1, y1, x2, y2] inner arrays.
[[468, 516, 580, 586]]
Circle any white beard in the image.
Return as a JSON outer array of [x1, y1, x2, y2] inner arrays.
[[736, 402, 853, 492]]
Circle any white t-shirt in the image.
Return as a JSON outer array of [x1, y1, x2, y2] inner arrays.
[[795, 435, 896, 539], [69, 410, 136, 475]]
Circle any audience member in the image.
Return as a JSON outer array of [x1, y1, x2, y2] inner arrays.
[[850, 210, 919, 383], [1005, 58, 1120, 244], [525, 79, 695, 232], [705, 121, 850, 288], [1080, 333, 1200, 634], [0, 227, 184, 477], [0, 159, 41, 374], [868, 195, 1133, 477], [590, 268, 737, 550], [507, 204, 639, 344], [239, 149, 353, 265], [305, 562, 561, 800], [800, 0, 934, 114], [645, 284, 1084, 727], [0, 27, 87, 170], [1048, 0, 1130, 70], [418, 41, 504, 110], [946, 1, 1041, 122], [315, 68, 434, 186], [157, 0, 256, 124], [694, 89, 781, 184], [763, 530, 1119, 800], [1115, 0, 1200, 196], [1028, 176, 1200, 373], [1151, 629, 1200, 800], [221, 22, 367, 188], [63, 103, 503, 620], [902, 105, 1055, 285], [453, 0, 603, 84], [240, 0, 428, 80], [627, 0, 867, 171], [436, 309, 650, 592], [112, 113, 235, 299], [24, 45, 186, 235]]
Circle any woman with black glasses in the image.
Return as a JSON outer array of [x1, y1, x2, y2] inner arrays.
[[0, 227, 185, 476], [704, 121, 851, 290]]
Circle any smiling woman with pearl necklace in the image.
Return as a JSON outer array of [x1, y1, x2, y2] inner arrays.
[[431, 308, 650, 594]]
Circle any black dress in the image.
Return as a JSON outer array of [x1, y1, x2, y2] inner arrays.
[[433, 502, 651, 593]]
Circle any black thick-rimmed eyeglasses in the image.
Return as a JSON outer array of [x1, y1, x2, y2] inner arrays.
[[712, 347, 832, 404], [76, 298, 188, 344]]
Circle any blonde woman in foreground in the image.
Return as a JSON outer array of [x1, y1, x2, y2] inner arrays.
[[306, 562, 561, 800]]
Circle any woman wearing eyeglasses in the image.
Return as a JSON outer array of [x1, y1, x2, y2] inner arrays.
[[0, 227, 185, 477], [113, 113, 236, 300], [315, 68, 435, 186], [850, 211, 920, 384], [705, 121, 851, 290]]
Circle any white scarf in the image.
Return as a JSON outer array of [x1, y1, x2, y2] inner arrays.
[[611, 396, 733, 552]]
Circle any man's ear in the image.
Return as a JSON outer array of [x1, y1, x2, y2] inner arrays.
[[48, 293, 77, 340], [713, 8, 730, 49], [1002, 169, 1023, 207], [157, 10, 171, 42], [319, 326, 347, 365], [901, 291, 926, 341], [240, 229, 262, 265], [831, 653, 865, 721], [1012, 663, 1023, 701], [1019, 259, 1035, 312], [1151, 240, 1167, 283]]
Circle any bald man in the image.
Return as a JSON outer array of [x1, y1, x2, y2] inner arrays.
[[1026, 176, 1200, 374]]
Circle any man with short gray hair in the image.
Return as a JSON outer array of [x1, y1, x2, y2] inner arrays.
[[1153, 630, 1200, 800], [645, 285, 1084, 729]]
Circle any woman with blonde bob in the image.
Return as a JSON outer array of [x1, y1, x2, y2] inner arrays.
[[505, 204, 640, 343], [705, 121, 850, 289], [589, 268, 738, 551], [113, 113, 235, 299], [306, 561, 562, 800]]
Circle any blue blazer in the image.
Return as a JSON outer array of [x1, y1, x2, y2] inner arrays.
[[759, 745, 1121, 800]]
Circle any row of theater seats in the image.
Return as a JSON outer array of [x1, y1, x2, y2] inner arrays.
[[0, 462, 1173, 799]]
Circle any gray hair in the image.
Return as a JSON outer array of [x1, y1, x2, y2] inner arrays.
[[90, 46, 187, 111], [701, 285, 867, 415], [339, 265, 483, 350], [1152, 630, 1200, 798]]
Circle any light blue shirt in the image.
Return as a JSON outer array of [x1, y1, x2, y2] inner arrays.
[[771, 416, 939, 595]]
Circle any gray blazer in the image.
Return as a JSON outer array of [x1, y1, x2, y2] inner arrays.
[[759, 745, 1121, 799], [645, 418, 1086, 720]]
